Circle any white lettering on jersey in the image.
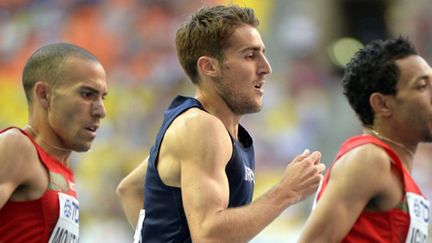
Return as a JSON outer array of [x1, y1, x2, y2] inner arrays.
[[48, 193, 79, 243], [244, 165, 255, 184]]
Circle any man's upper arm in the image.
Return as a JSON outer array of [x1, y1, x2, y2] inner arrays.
[[170, 111, 233, 241], [299, 144, 392, 243], [117, 156, 148, 195], [0, 130, 34, 209]]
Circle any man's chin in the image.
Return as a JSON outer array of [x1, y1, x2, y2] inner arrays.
[[245, 105, 262, 114], [73, 143, 92, 153]]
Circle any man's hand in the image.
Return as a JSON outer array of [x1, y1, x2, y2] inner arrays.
[[279, 149, 325, 204]]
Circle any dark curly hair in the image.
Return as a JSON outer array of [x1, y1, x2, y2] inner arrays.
[[342, 36, 417, 126]]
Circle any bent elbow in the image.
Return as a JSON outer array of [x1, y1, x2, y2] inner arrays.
[[116, 176, 145, 199], [116, 178, 129, 198]]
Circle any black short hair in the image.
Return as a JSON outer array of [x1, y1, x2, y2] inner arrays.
[[22, 42, 99, 103], [342, 36, 417, 125]]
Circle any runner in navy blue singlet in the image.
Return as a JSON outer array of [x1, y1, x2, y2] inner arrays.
[[140, 96, 255, 242], [117, 5, 325, 242]]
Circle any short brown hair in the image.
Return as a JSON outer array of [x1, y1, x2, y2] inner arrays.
[[175, 5, 259, 84]]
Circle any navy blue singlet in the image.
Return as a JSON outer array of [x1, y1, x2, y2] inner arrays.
[[140, 96, 255, 243]]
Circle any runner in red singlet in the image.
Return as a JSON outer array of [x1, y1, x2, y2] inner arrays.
[[0, 43, 107, 243], [299, 36, 430, 243]]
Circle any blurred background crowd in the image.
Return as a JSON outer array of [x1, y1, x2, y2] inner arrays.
[[0, 0, 431, 242]]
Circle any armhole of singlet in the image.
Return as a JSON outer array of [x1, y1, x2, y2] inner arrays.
[[15, 128, 53, 194]]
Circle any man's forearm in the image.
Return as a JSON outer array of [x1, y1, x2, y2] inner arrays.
[[192, 184, 297, 242], [116, 184, 144, 228]]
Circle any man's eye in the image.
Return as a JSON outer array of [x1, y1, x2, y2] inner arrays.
[[416, 80, 430, 90], [81, 91, 92, 98]]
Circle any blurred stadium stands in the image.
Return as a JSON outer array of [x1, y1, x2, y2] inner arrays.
[[0, 0, 431, 242]]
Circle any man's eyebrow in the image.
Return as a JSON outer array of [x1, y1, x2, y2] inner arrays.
[[239, 46, 266, 53], [80, 85, 108, 96], [416, 74, 431, 81]]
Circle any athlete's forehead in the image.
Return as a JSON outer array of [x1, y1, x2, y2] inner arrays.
[[225, 25, 265, 54]]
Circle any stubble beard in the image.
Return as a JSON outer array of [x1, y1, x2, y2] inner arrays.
[[215, 74, 262, 115], [421, 128, 432, 143]]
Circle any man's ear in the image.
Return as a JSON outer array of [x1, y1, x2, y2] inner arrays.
[[369, 92, 393, 118], [34, 81, 51, 109], [197, 56, 220, 78]]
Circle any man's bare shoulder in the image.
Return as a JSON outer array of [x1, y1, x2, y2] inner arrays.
[[0, 128, 37, 168], [169, 108, 228, 138], [165, 108, 232, 162], [0, 128, 46, 204], [335, 143, 392, 172], [330, 143, 394, 195]]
